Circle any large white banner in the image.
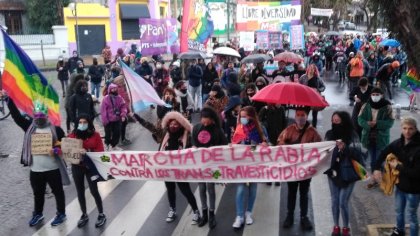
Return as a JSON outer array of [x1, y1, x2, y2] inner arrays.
[[310, 8, 333, 17], [237, 3, 301, 24], [87, 142, 335, 183]]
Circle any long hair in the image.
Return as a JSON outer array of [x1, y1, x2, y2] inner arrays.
[[73, 114, 95, 139], [239, 106, 265, 142], [306, 64, 319, 78], [331, 111, 354, 144], [201, 106, 222, 128]]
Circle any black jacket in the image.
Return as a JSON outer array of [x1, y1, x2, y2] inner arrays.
[[56, 61, 69, 81], [375, 132, 420, 194], [88, 65, 105, 83], [191, 124, 228, 148], [69, 92, 95, 122], [259, 106, 287, 144]]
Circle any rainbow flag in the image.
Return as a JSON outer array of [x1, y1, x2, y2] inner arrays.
[[1, 30, 61, 125], [180, 0, 214, 52]]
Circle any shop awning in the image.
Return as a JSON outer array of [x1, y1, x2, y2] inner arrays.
[[119, 4, 150, 19]]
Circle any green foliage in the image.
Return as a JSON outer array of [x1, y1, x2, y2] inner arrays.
[[26, 0, 68, 33]]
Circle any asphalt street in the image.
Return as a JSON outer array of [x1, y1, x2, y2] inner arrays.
[[0, 70, 419, 236]]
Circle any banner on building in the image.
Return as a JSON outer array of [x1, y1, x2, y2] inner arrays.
[[180, 0, 214, 52], [236, 0, 301, 31], [208, 0, 235, 35], [139, 18, 180, 55], [290, 24, 304, 50], [239, 32, 255, 52], [310, 8, 333, 17], [87, 142, 335, 183], [256, 31, 269, 50]]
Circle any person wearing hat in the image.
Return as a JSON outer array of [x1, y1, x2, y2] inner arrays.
[[68, 114, 107, 228], [56, 56, 69, 98], [75, 60, 86, 75], [0, 91, 69, 227], [277, 107, 322, 230], [376, 61, 400, 102], [358, 87, 394, 189]]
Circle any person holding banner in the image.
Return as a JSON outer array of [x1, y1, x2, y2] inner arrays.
[[324, 111, 362, 236], [68, 115, 107, 228], [191, 107, 228, 229], [231, 106, 268, 229], [158, 111, 202, 225], [277, 107, 322, 231], [1, 91, 68, 227]]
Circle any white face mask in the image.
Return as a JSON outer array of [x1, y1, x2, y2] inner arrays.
[[156, 64, 162, 69], [371, 95, 382, 103]]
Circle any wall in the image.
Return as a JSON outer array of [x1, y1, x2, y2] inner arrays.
[[0, 25, 69, 63]]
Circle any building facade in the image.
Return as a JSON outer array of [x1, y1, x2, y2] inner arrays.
[[0, 0, 29, 34], [63, 0, 168, 56]]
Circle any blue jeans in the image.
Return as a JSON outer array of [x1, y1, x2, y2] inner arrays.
[[368, 146, 383, 172], [188, 84, 202, 111], [395, 187, 420, 236], [236, 183, 257, 216], [328, 178, 355, 227], [91, 82, 101, 98]]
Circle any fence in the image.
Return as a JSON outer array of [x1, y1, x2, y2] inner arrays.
[[10, 34, 55, 46]]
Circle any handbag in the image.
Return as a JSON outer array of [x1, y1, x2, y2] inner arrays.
[[339, 152, 362, 183]]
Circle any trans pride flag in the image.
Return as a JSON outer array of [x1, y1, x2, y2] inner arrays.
[[180, 0, 214, 52], [1, 29, 61, 125], [118, 60, 168, 112]]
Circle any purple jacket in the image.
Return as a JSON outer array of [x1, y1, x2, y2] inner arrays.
[[100, 83, 128, 125]]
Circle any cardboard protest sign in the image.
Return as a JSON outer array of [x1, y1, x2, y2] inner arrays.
[[87, 141, 336, 183], [61, 138, 83, 164], [31, 133, 52, 155]]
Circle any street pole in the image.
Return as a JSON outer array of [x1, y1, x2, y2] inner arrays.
[[227, 0, 230, 42], [74, 2, 80, 56]]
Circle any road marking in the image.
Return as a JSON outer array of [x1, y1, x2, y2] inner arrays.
[[171, 184, 226, 236], [101, 181, 166, 236], [243, 184, 281, 236], [33, 180, 122, 236]]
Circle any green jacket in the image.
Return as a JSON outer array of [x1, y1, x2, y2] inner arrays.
[[358, 102, 394, 149]]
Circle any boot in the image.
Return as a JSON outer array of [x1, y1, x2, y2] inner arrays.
[[198, 209, 208, 227], [282, 214, 294, 228], [208, 210, 216, 229]]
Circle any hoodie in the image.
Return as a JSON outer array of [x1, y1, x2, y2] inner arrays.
[[159, 111, 193, 151], [100, 83, 128, 125]]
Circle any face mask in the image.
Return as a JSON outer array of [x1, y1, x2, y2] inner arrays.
[[156, 64, 162, 69], [247, 93, 255, 97], [286, 65, 294, 72], [81, 87, 88, 93], [332, 123, 343, 130], [180, 88, 187, 94], [295, 117, 307, 126], [110, 91, 118, 96], [169, 126, 180, 133], [240, 117, 249, 125], [78, 123, 88, 131], [256, 84, 264, 90], [371, 95, 382, 103], [34, 118, 48, 128]]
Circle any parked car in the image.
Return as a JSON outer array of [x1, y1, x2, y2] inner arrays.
[[345, 22, 356, 30]]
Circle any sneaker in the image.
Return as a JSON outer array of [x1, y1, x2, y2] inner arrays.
[[232, 216, 244, 229], [77, 214, 89, 228], [51, 213, 66, 226], [110, 146, 123, 151], [331, 225, 341, 236], [191, 210, 201, 225], [391, 227, 405, 236], [166, 208, 176, 223], [121, 139, 132, 146], [342, 227, 350, 236], [282, 214, 294, 228], [29, 213, 44, 227], [245, 211, 253, 225], [95, 213, 106, 228], [300, 216, 313, 230]]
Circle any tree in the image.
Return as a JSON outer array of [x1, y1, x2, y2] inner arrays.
[[372, 0, 420, 71], [26, 0, 70, 33]]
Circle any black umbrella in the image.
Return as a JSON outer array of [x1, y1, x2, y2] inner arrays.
[[179, 51, 207, 60], [241, 54, 271, 64]]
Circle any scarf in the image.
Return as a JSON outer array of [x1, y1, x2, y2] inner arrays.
[[22, 123, 58, 166], [369, 98, 390, 109]]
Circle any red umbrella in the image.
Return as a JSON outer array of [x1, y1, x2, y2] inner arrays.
[[251, 82, 329, 107], [273, 51, 304, 64]]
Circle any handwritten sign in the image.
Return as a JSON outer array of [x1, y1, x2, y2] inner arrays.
[[290, 24, 304, 50], [87, 141, 335, 183], [256, 31, 269, 50], [61, 138, 83, 165], [31, 133, 52, 155], [239, 32, 255, 51]]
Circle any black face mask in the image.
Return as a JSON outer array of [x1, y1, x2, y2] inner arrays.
[[142, 62, 148, 66], [34, 118, 48, 128], [256, 85, 265, 90], [81, 87, 88, 93], [180, 89, 187, 94], [247, 93, 255, 97], [110, 91, 118, 96]]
